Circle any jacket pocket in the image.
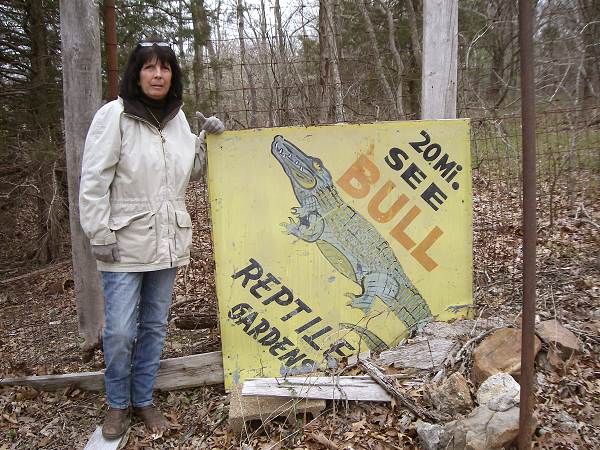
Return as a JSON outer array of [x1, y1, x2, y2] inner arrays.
[[109, 212, 157, 264], [174, 210, 192, 258]]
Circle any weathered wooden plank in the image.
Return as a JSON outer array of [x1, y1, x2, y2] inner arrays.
[[0, 352, 224, 391], [241, 376, 392, 402], [379, 338, 457, 369], [421, 0, 458, 119], [83, 426, 123, 450]]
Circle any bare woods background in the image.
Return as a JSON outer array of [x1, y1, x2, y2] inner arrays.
[[0, 0, 598, 303]]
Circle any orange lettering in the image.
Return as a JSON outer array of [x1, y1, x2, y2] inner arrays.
[[389, 205, 421, 249], [368, 181, 409, 223], [337, 155, 380, 199], [411, 226, 443, 272]]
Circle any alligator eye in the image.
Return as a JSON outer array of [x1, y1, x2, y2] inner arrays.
[[312, 160, 322, 170]]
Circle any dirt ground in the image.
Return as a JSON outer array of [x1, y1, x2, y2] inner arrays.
[[0, 178, 599, 449]]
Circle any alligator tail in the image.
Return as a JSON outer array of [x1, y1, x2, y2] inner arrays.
[[340, 322, 388, 352]]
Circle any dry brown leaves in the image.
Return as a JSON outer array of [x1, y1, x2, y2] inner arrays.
[[1, 176, 599, 448]]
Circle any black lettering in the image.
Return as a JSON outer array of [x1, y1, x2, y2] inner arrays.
[[247, 318, 271, 339], [269, 337, 293, 356], [280, 298, 312, 321], [262, 285, 294, 306], [258, 327, 281, 346], [302, 325, 333, 351], [384, 147, 409, 171], [232, 258, 263, 288], [279, 348, 306, 367], [295, 316, 322, 334], [237, 311, 258, 333], [400, 163, 427, 189], [227, 303, 252, 320], [446, 164, 462, 182], [323, 339, 356, 360], [423, 144, 442, 162], [409, 130, 431, 153], [432, 153, 456, 178], [421, 183, 448, 211], [249, 272, 280, 298]]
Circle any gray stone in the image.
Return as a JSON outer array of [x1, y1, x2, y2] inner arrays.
[[449, 405, 520, 450], [535, 320, 581, 359], [556, 411, 579, 433], [415, 420, 450, 450], [417, 399, 520, 450]]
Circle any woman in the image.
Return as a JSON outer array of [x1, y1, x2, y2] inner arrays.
[[79, 40, 224, 439]]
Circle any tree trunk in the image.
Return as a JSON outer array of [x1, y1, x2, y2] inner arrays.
[[320, 0, 344, 123], [274, 0, 289, 125], [405, 0, 421, 63], [26, 0, 63, 264], [318, 0, 332, 123], [577, 0, 600, 105], [328, 0, 344, 123], [259, 0, 274, 127], [206, 40, 223, 114], [237, 0, 258, 127], [357, 0, 399, 119], [191, 0, 211, 117], [59, 0, 104, 352], [377, 0, 406, 118]]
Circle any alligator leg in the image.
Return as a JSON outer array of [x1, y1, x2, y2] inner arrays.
[[283, 212, 325, 242], [345, 273, 384, 314]]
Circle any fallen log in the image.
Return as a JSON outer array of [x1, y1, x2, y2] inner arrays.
[[0, 352, 224, 391], [0, 260, 70, 285]]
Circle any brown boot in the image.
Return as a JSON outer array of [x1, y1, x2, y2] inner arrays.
[[133, 405, 170, 434], [102, 407, 130, 440]]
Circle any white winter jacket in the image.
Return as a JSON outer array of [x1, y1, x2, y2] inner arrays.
[[79, 97, 206, 272]]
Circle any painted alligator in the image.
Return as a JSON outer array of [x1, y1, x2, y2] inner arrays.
[[271, 135, 432, 335]]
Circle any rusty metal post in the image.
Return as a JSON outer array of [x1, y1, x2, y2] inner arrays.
[[518, 0, 537, 448], [104, 0, 118, 100]]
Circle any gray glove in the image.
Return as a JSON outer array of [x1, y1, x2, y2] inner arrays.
[[195, 112, 225, 135], [91, 243, 120, 263]]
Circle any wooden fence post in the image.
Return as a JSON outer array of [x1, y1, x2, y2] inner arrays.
[[59, 0, 105, 352], [421, 0, 458, 119]]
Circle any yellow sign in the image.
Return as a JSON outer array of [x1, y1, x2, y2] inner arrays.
[[207, 120, 472, 388]]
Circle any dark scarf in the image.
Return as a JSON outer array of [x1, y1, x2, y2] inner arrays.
[[123, 94, 182, 130]]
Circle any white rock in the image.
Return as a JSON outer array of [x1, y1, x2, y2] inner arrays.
[[476, 372, 520, 409]]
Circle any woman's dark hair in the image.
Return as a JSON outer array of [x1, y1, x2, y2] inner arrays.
[[118, 42, 183, 101]]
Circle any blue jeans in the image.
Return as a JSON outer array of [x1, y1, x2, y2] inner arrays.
[[101, 268, 177, 409]]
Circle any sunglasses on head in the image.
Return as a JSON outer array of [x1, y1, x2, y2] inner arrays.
[[137, 41, 170, 48]]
